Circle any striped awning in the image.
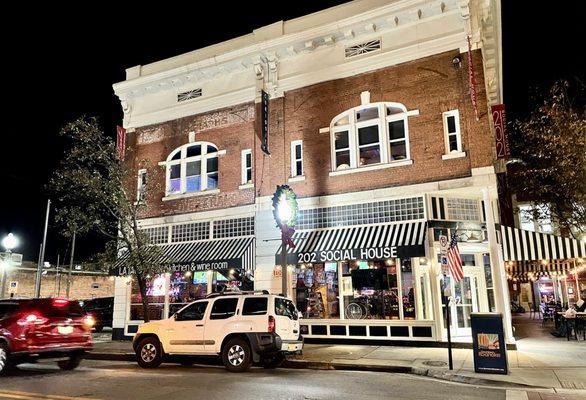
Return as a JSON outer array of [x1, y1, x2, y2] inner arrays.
[[499, 225, 585, 262], [276, 222, 427, 264], [506, 260, 574, 281], [113, 237, 255, 275]]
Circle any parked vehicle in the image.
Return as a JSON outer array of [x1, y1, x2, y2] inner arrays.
[[133, 291, 303, 372], [0, 298, 94, 375], [80, 297, 113, 332]]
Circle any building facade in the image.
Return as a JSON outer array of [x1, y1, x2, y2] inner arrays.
[[111, 0, 512, 342]]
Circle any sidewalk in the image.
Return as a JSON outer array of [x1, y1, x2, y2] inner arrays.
[[89, 315, 586, 392]]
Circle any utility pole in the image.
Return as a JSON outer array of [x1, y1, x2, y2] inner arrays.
[[66, 230, 76, 299], [35, 199, 51, 298]]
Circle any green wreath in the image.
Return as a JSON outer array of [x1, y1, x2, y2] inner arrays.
[[272, 185, 298, 228]]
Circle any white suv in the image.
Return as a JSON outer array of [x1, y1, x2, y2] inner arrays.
[[133, 291, 303, 372]]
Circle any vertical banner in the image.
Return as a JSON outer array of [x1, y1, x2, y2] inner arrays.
[[467, 36, 479, 121], [116, 125, 126, 161], [471, 313, 508, 374], [260, 90, 270, 155], [491, 104, 510, 159]]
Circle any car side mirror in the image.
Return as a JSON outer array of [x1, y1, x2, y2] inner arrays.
[[174, 313, 180, 321]]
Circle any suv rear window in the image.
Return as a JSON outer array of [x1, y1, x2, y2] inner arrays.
[[242, 297, 268, 316], [0, 303, 20, 320], [23, 300, 84, 318], [275, 298, 298, 320], [210, 298, 238, 320]]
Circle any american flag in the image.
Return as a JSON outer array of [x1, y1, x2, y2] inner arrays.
[[447, 233, 464, 283]]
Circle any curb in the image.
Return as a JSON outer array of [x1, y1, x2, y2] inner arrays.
[[410, 367, 546, 389]]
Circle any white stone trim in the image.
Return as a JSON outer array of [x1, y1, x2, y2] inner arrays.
[[329, 159, 413, 177], [441, 151, 466, 160], [162, 189, 220, 202], [238, 183, 254, 190], [288, 175, 306, 183]]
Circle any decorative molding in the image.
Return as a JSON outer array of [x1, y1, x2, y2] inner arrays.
[[329, 159, 414, 177], [442, 151, 467, 160], [162, 189, 220, 202]]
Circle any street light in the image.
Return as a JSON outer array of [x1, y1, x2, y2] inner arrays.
[[1, 233, 19, 299], [277, 194, 292, 223]]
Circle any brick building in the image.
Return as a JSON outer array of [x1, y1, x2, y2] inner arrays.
[[110, 0, 584, 344]]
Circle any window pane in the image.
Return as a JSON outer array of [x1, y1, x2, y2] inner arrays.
[[387, 106, 404, 115], [334, 114, 350, 126], [207, 173, 218, 189], [447, 115, 456, 133], [245, 152, 251, 168], [356, 107, 378, 122], [359, 145, 380, 165], [246, 169, 252, 183], [171, 151, 181, 161], [358, 125, 379, 146], [170, 178, 181, 192], [449, 134, 459, 152], [334, 131, 349, 150], [179, 301, 208, 321], [210, 298, 238, 320], [296, 160, 303, 176], [242, 297, 268, 316], [295, 263, 339, 319], [295, 144, 302, 159], [335, 150, 350, 169], [170, 164, 180, 179], [389, 120, 405, 140], [401, 259, 416, 320], [186, 176, 201, 192], [186, 161, 201, 176], [390, 141, 407, 160], [186, 145, 201, 158], [207, 145, 218, 154], [207, 157, 218, 172]]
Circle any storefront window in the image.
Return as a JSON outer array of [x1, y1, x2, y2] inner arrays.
[[401, 259, 416, 319], [483, 253, 496, 312], [130, 275, 166, 321], [295, 263, 339, 319], [169, 271, 209, 316]]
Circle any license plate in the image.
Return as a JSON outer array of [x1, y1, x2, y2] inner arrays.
[[287, 343, 301, 351], [58, 325, 74, 334]]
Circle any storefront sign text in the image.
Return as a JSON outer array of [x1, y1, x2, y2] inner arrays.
[[297, 247, 397, 263]]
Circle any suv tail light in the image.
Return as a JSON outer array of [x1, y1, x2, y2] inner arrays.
[[52, 298, 70, 307], [82, 314, 96, 330], [17, 313, 49, 326], [268, 315, 276, 333]]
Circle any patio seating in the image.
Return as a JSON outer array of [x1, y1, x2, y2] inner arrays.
[[529, 302, 541, 320], [541, 304, 555, 327]]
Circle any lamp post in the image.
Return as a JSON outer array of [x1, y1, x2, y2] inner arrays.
[[272, 186, 298, 299], [1, 233, 19, 298]]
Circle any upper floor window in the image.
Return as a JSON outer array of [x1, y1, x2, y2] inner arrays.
[[165, 142, 219, 196], [330, 102, 415, 172], [137, 169, 147, 203], [241, 149, 252, 185], [291, 140, 303, 177], [442, 110, 462, 154]]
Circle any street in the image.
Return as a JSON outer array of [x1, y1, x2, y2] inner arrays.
[[0, 359, 506, 400]]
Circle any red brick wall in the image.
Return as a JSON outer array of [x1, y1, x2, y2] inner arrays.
[[128, 49, 494, 217]]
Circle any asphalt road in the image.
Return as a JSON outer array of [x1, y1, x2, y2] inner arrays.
[[0, 359, 507, 400]]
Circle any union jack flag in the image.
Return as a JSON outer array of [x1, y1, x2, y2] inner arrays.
[[447, 233, 464, 283]]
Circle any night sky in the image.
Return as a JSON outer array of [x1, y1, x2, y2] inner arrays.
[[1, 1, 584, 264]]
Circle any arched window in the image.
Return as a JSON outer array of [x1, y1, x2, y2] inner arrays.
[[330, 102, 415, 172], [165, 142, 219, 195]]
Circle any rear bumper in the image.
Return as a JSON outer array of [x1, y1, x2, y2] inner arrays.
[[247, 333, 303, 356], [11, 345, 91, 362]]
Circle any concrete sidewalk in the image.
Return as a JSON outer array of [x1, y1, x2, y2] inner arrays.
[[89, 315, 586, 392]]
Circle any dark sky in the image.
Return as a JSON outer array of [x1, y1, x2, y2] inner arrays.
[[0, 1, 584, 264]]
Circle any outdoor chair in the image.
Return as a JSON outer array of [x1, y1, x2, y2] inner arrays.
[[541, 304, 554, 327], [529, 302, 541, 320]]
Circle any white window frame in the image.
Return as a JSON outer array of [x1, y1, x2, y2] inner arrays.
[[442, 109, 465, 159], [240, 149, 252, 186], [161, 141, 224, 198], [329, 102, 416, 176], [137, 169, 147, 203], [290, 140, 304, 178]]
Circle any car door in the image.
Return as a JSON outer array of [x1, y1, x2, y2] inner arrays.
[[165, 301, 209, 354], [203, 297, 240, 352]]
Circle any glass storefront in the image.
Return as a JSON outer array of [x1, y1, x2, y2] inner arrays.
[[293, 257, 431, 321], [130, 275, 166, 321]]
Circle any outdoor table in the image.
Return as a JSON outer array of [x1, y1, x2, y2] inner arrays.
[[558, 312, 586, 341]]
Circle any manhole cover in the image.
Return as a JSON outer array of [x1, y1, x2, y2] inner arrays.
[[422, 361, 447, 367]]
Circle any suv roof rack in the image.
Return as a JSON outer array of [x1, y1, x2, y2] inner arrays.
[[205, 290, 269, 298]]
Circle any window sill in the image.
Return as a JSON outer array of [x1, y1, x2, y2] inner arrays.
[[238, 183, 254, 190], [329, 159, 413, 177], [288, 175, 306, 183], [442, 152, 466, 160], [162, 189, 220, 201]]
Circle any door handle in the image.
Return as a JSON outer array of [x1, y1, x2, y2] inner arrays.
[[196, 324, 204, 327]]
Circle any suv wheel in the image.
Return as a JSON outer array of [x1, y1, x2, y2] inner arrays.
[[136, 337, 162, 368], [0, 342, 11, 376], [57, 353, 83, 371], [222, 337, 252, 372]]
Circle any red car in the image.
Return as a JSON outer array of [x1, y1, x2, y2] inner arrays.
[[0, 298, 94, 375]]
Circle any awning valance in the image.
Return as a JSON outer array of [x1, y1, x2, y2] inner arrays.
[[113, 237, 255, 276], [275, 222, 427, 264], [506, 259, 574, 281], [498, 225, 585, 262]]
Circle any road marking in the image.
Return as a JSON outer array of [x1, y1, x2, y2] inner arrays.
[[0, 390, 97, 400], [505, 390, 528, 400]]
